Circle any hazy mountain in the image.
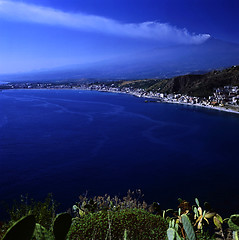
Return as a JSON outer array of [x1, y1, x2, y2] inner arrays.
[[1, 37, 239, 82]]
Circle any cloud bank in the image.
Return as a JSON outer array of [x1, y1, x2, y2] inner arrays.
[[0, 0, 210, 44]]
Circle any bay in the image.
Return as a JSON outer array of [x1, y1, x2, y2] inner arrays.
[[0, 89, 238, 215]]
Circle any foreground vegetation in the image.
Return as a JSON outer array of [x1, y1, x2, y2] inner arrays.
[[0, 190, 239, 239]]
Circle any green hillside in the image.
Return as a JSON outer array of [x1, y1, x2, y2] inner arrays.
[[114, 65, 239, 97]]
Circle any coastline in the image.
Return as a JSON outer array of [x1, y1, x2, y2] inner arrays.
[[95, 88, 239, 115], [2, 87, 239, 115]]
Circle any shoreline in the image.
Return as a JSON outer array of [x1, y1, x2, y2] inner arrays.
[[2, 87, 239, 115], [96, 88, 239, 115]]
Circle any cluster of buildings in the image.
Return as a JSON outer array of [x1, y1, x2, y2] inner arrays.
[[212, 86, 239, 105], [2, 82, 78, 89], [88, 84, 239, 108]]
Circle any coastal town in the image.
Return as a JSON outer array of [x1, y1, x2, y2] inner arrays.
[[87, 83, 239, 113], [1, 81, 239, 114]]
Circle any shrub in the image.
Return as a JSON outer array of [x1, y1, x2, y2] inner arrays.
[[73, 189, 148, 216], [69, 208, 167, 240], [7, 194, 58, 230]]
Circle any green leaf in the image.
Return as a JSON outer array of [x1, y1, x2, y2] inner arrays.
[[195, 198, 200, 207], [172, 219, 175, 228], [216, 214, 223, 223], [193, 207, 198, 217], [228, 215, 239, 231], [178, 198, 183, 204], [178, 208, 181, 216], [167, 228, 175, 240], [213, 216, 222, 229], [205, 212, 216, 219], [3, 215, 35, 240], [181, 214, 196, 240], [175, 222, 179, 231], [175, 231, 183, 240]]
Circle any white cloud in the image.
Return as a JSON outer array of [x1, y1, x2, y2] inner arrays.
[[0, 0, 210, 44]]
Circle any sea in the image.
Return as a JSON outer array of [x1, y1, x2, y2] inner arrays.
[[0, 89, 239, 216]]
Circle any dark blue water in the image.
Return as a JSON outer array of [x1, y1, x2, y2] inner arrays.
[[0, 89, 239, 216]]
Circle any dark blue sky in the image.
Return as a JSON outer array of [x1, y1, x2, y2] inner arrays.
[[0, 0, 238, 73]]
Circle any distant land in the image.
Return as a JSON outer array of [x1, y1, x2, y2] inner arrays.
[[1, 65, 239, 98], [110, 65, 239, 97], [0, 37, 239, 82]]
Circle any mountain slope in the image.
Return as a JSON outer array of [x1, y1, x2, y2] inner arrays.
[[1, 37, 239, 82], [120, 65, 239, 97]]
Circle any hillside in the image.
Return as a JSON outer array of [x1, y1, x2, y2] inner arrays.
[[116, 65, 239, 97]]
